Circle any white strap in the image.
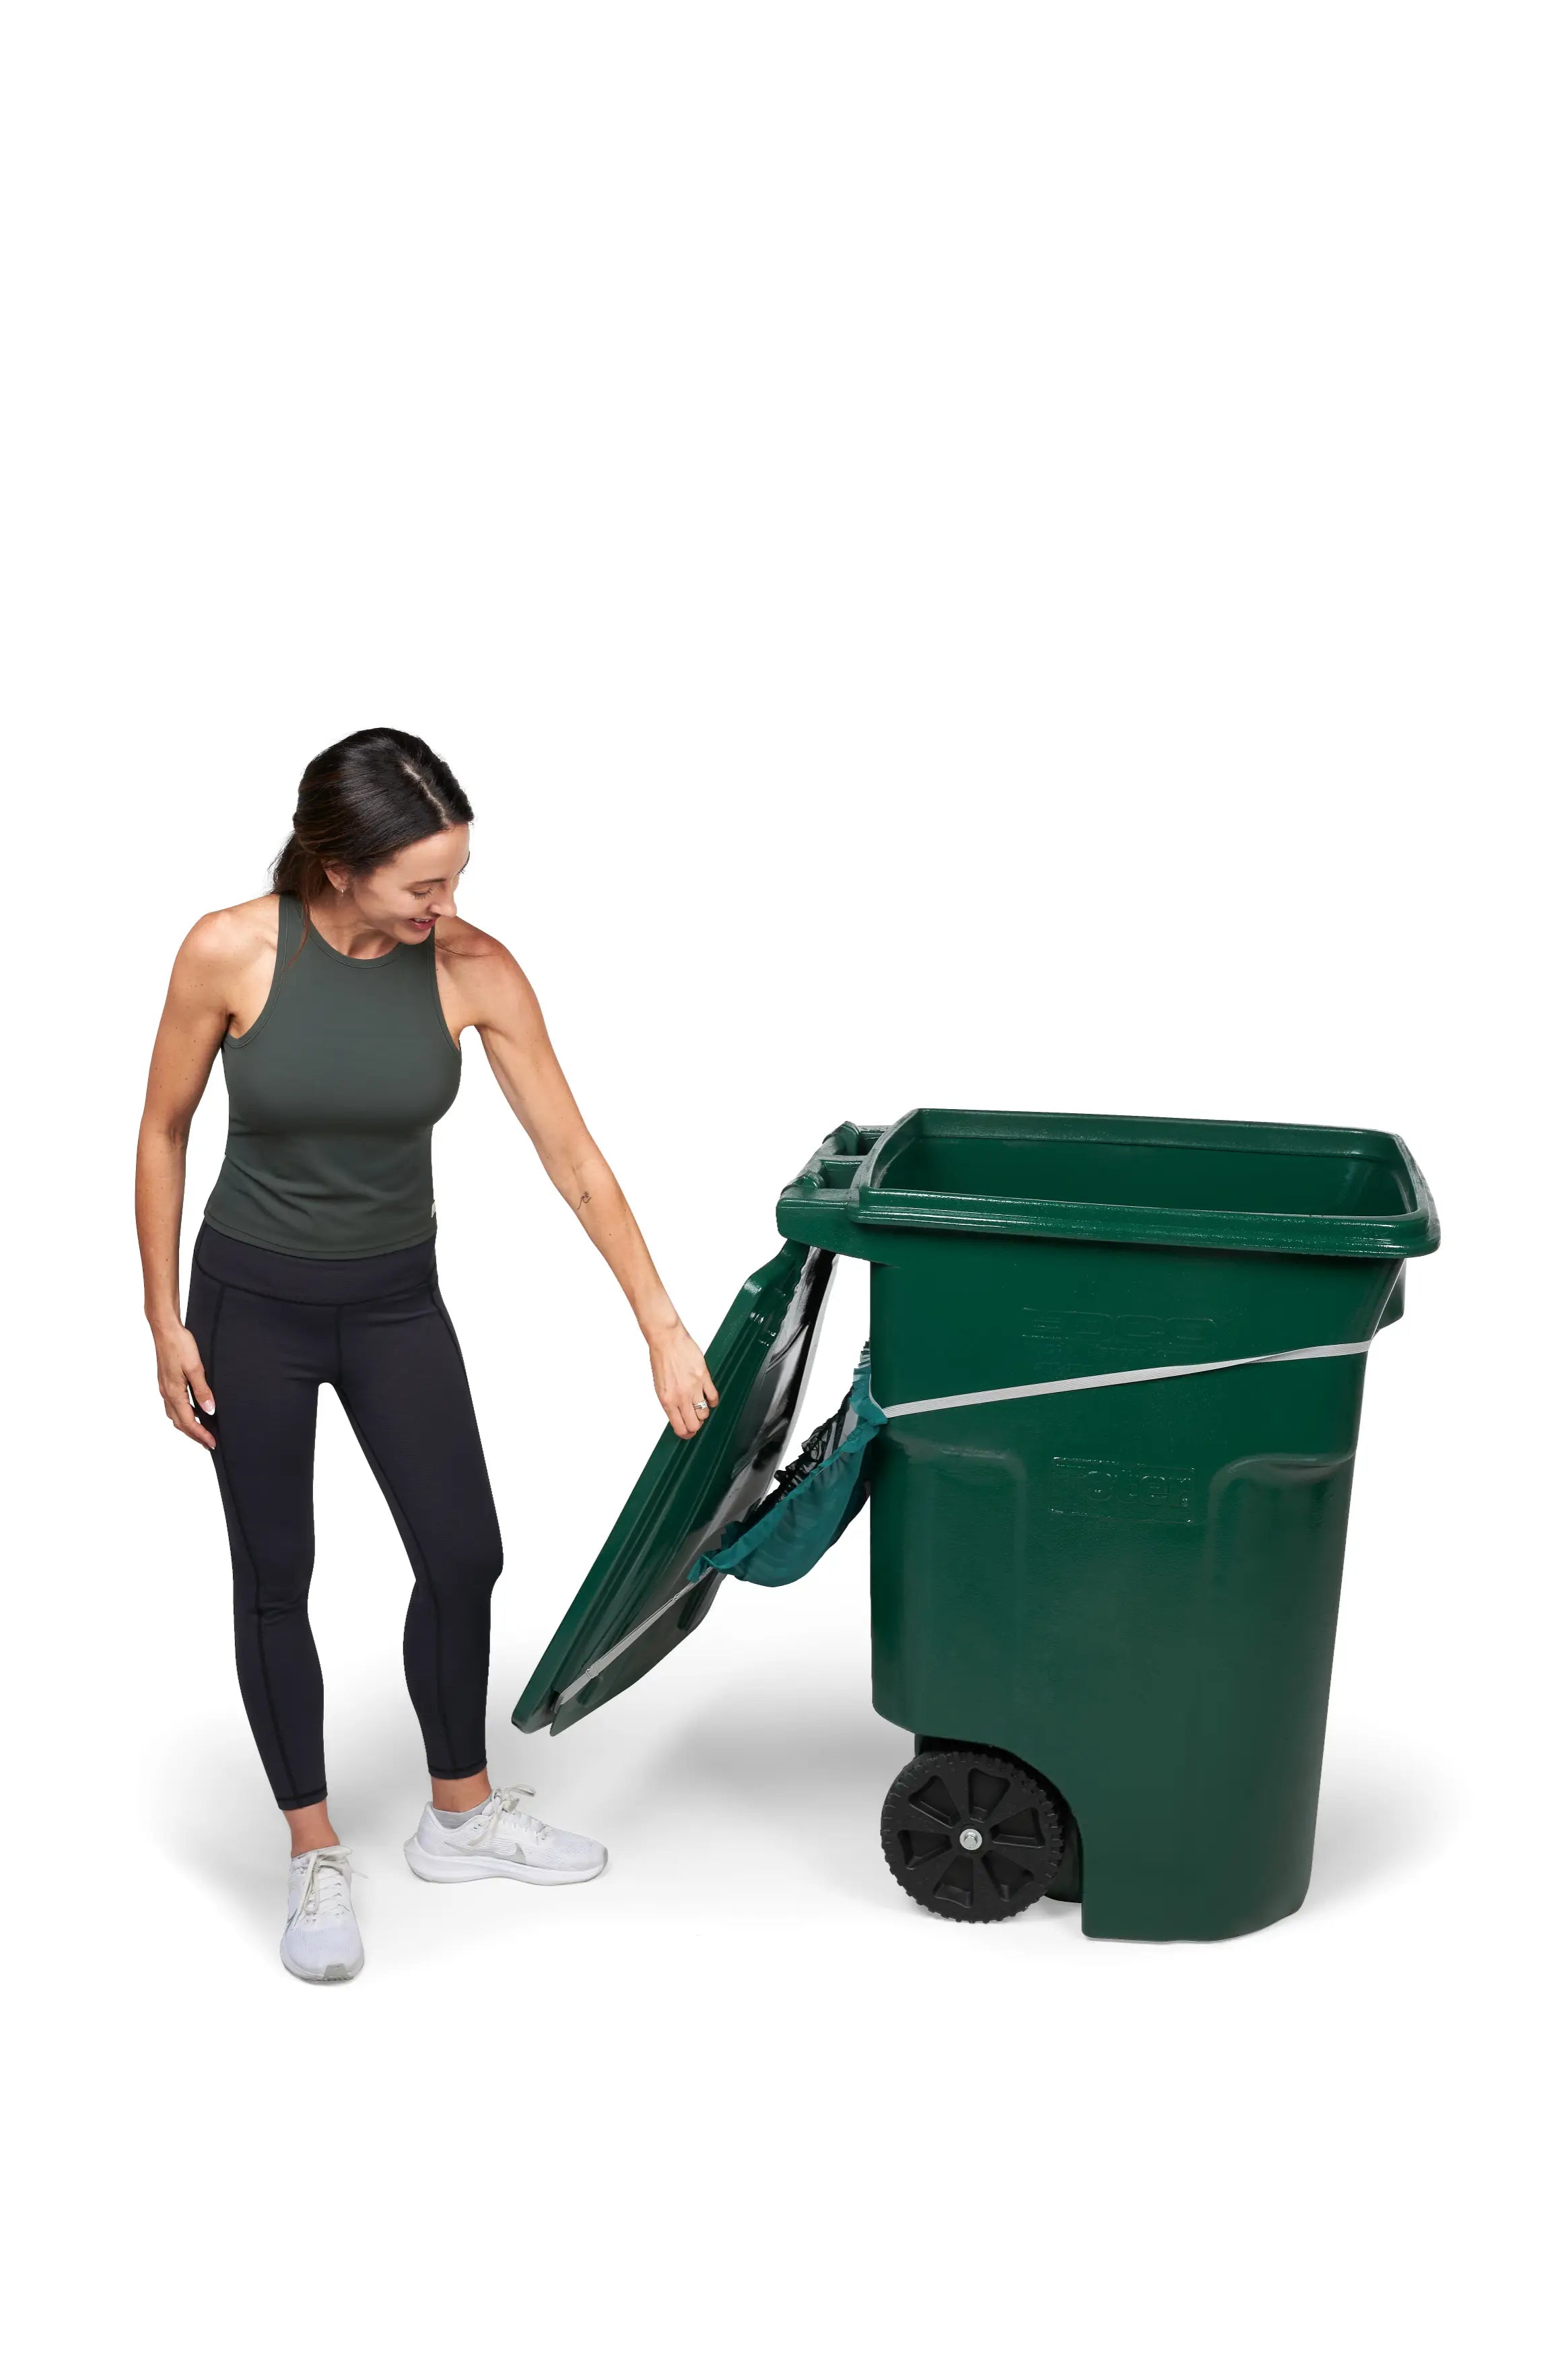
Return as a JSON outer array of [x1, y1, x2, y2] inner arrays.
[[554, 1570, 716, 1709], [876, 1338, 1373, 1421], [551, 1335, 1376, 1711]]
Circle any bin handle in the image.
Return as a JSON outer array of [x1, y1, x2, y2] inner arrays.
[[875, 1338, 1375, 1421]]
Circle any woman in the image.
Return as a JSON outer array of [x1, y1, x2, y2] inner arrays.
[[137, 729, 718, 1983]]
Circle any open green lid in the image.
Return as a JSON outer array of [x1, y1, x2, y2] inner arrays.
[[514, 1240, 835, 1735]]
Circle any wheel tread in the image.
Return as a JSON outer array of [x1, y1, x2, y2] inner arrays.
[[880, 1746, 1066, 1925]]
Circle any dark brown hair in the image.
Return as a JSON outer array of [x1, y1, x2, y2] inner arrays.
[[273, 729, 473, 923]]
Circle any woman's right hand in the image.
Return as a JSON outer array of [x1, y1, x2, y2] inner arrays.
[[153, 1324, 217, 1449]]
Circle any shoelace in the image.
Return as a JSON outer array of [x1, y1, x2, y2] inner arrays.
[[473, 1787, 547, 1851], [294, 1847, 357, 1923]]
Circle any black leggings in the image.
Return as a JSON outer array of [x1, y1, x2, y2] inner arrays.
[[186, 1225, 503, 1810]]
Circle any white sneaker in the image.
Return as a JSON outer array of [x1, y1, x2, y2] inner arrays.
[[281, 1847, 364, 1983], [404, 1785, 607, 1886]]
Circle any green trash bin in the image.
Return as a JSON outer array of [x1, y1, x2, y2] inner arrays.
[[518, 1108, 1438, 1944]]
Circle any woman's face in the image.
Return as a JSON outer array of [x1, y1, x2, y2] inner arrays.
[[327, 824, 471, 943]]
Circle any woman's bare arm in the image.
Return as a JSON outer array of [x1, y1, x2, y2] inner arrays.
[[443, 927, 719, 1438], [135, 906, 271, 1446]]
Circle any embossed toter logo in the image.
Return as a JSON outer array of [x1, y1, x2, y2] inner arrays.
[[1024, 1308, 1219, 1358], [1049, 1456, 1199, 1525]]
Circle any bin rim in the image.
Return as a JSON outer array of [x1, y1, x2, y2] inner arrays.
[[779, 1108, 1439, 1259]]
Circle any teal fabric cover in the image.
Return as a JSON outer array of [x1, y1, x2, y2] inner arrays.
[[687, 1351, 885, 1589]]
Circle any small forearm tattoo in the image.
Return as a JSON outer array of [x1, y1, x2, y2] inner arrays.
[[576, 1189, 591, 1213]]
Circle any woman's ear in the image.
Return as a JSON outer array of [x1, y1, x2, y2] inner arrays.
[[321, 865, 350, 895]]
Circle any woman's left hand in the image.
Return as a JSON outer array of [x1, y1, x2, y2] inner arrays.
[[648, 1322, 719, 1438]]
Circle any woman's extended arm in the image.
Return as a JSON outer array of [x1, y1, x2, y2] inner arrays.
[[135, 912, 254, 1447], [452, 931, 719, 1438]]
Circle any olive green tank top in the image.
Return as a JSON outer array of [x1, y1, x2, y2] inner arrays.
[[203, 894, 462, 1259]]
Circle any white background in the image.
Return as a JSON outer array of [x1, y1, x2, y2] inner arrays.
[[5, 5, 1561, 2348]]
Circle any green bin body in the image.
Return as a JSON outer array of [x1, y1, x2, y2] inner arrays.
[[776, 1111, 1438, 1942]]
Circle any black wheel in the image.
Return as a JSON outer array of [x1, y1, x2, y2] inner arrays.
[[880, 1747, 1066, 1924]]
